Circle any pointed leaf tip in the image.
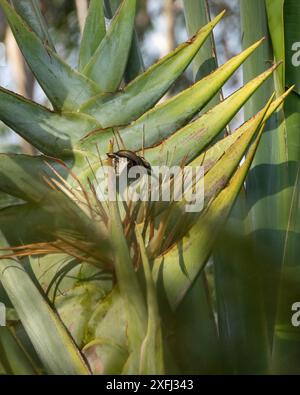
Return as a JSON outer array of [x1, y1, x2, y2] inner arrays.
[[82, 0, 137, 92]]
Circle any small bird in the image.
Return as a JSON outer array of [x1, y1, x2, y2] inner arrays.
[[107, 150, 152, 176]]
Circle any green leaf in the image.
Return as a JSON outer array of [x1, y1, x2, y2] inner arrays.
[[241, 0, 280, 238], [0, 327, 38, 374], [192, 87, 294, 172], [202, 99, 272, 208], [0, 87, 101, 157], [56, 283, 106, 348], [0, 0, 101, 111], [156, 96, 274, 236], [0, 203, 55, 245], [272, 163, 300, 373], [241, 1, 300, 374], [106, 172, 147, 370], [0, 192, 22, 210], [108, 215, 146, 340], [126, 40, 266, 154], [79, 0, 106, 71], [0, 227, 90, 374], [135, 226, 164, 375], [0, 154, 67, 202], [240, 2, 284, 356], [183, 0, 221, 120], [0, 258, 90, 374], [0, 161, 112, 272], [168, 274, 223, 374], [77, 39, 266, 157], [143, 63, 277, 166], [214, 221, 273, 374], [271, 0, 300, 371], [11, 0, 55, 51], [79, 11, 226, 127], [265, 0, 285, 92], [179, 4, 224, 374], [83, 338, 128, 374], [124, 32, 145, 83], [284, 0, 300, 94], [82, 0, 136, 92], [183, 0, 218, 81], [104, 0, 122, 16], [152, 100, 273, 309], [0, 203, 84, 305], [104, 0, 144, 83], [83, 288, 129, 374], [153, 149, 257, 310]]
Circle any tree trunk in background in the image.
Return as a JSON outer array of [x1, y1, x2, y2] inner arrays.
[[75, 0, 88, 35], [5, 27, 35, 155], [160, 0, 175, 102], [164, 0, 176, 55]]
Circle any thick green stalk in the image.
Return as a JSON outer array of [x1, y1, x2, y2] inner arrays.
[[183, 0, 217, 81], [230, 0, 300, 374], [214, 0, 276, 372], [267, 0, 300, 374], [183, 0, 220, 113], [135, 226, 164, 375], [242, 0, 279, 360]]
